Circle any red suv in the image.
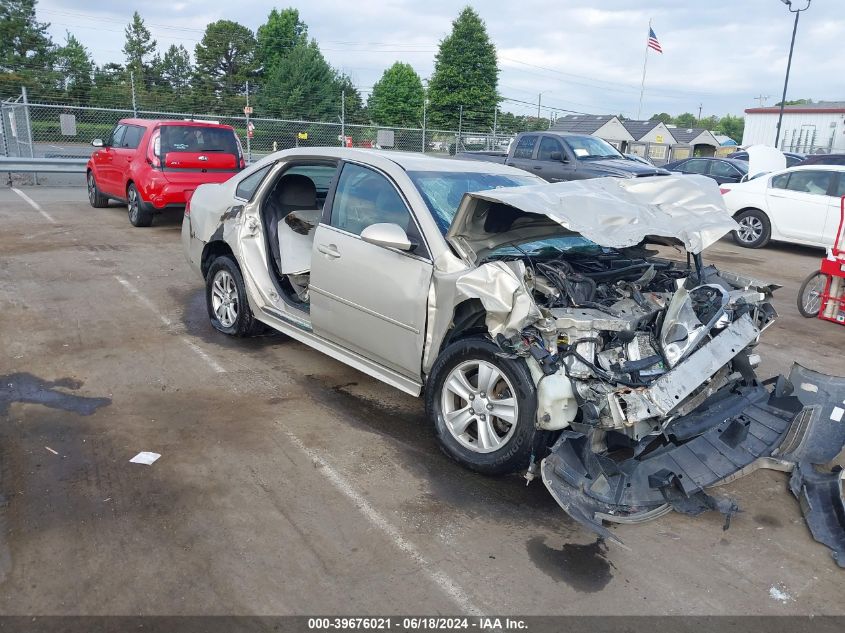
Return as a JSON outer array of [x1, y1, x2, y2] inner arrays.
[[86, 119, 245, 226]]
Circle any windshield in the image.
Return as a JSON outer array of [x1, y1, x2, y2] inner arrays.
[[486, 237, 603, 259], [562, 135, 622, 160], [408, 171, 540, 234]]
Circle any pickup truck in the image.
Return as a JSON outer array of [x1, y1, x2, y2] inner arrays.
[[457, 131, 669, 182]]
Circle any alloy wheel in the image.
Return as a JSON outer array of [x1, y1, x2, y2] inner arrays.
[[87, 174, 96, 204], [440, 360, 518, 454], [737, 216, 763, 244], [128, 187, 139, 222], [211, 270, 239, 328]]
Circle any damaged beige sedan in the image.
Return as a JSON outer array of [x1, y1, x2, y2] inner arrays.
[[183, 148, 845, 564]]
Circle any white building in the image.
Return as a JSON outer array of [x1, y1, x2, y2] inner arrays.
[[742, 101, 845, 153]]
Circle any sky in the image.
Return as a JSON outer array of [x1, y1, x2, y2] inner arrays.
[[34, 0, 841, 121]]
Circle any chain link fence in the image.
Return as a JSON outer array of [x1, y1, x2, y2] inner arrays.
[[2, 89, 515, 166]]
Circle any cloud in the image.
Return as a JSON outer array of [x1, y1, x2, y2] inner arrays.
[[36, 0, 840, 118]]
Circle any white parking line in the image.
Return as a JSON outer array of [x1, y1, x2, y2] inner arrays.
[[114, 275, 226, 374], [284, 431, 485, 617], [11, 187, 57, 224]]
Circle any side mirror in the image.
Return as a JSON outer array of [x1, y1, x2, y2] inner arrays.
[[550, 151, 562, 161], [360, 223, 414, 251], [91, 138, 104, 147]]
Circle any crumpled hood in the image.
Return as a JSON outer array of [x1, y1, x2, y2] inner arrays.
[[446, 174, 739, 265], [747, 144, 787, 178]]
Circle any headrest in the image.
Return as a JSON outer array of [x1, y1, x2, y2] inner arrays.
[[277, 174, 317, 207]]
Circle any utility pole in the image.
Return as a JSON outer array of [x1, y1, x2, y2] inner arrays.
[[537, 93, 542, 119], [245, 80, 251, 163], [775, 0, 812, 147], [421, 98, 427, 153], [754, 94, 770, 107], [697, 104, 703, 125], [341, 90, 346, 146], [457, 105, 463, 153], [492, 107, 498, 148], [130, 71, 137, 117]]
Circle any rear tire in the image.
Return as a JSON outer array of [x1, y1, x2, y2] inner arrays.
[[127, 183, 154, 227], [797, 270, 828, 318], [732, 209, 770, 248], [426, 336, 536, 476], [87, 171, 109, 208], [205, 255, 263, 337]]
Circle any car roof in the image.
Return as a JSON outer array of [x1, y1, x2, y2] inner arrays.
[[118, 118, 235, 130], [264, 147, 534, 177], [784, 164, 845, 172]]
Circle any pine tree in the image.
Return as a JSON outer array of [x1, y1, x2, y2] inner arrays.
[[427, 7, 499, 129], [367, 62, 424, 127], [256, 8, 308, 74], [56, 33, 93, 104], [122, 11, 156, 85]]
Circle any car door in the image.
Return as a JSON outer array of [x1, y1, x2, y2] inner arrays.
[[506, 134, 539, 175], [766, 169, 834, 243], [534, 136, 568, 182], [112, 124, 145, 195], [95, 124, 125, 195], [708, 160, 744, 184], [823, 173, 845, 248], [309, 161, 433, 379]]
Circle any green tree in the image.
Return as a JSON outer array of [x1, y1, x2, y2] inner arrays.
[[716, 114, 744, 143], [122, 11, 156, 83], [195, 20, 256, 99], [0, 0, 55, 98], [91, 62, 129, 108], [158, 44, 192, 91], [256, 8, 308, 74], [651, 112, 672, 124], [55, 33, 93, 103], [673, 112, 697, 128], [367, 62, 424, 127], [427, 7, 499, 129], [256, 41, 337, 119]]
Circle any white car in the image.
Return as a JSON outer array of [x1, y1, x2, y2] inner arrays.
[[179, 149, 845, 557], [720, 164, 845, 248]]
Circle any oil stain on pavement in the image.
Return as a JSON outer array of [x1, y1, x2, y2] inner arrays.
[[526, 535, 614, 592], [0, 374, 111, 416]]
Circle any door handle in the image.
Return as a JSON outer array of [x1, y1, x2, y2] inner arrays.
[[533, 166, 542, 170], [317, 244, 341, 259]]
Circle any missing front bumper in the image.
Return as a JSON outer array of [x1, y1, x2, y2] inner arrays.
[[541, 363, 845, 565]]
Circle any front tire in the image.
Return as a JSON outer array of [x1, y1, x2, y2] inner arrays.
[[127, 183, 154, 227], [732, 209, 771, 248], [87, 171, 109, 208], [205, 255, 263, 337], [797, 270, 828, 318], [426, 336, 536, 475]]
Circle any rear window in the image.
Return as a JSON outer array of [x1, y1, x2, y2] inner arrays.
[[161, 125, 239, 156]]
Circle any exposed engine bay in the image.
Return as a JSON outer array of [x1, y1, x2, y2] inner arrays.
[[493, 248, 777, 442]]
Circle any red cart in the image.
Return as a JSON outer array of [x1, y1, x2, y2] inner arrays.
[[797, 195, 845, 324]]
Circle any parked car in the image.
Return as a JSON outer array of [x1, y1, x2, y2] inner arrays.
[[182, 148, 845, 554], [663, 157, 748, 184], [720, 165, 845, 248], [727, 149, 805, 167], [456, 131, 669, 181], [800, 153, 845, 166], [87, 119, 246, 227]]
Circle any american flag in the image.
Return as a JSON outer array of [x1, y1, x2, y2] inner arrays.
[[647, 27, 663, 53]]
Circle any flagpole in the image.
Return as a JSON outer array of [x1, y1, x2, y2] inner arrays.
[[637, 19, 651, 120]]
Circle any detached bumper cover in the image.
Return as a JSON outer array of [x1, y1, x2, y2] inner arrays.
[[541, 363, 845, 565]]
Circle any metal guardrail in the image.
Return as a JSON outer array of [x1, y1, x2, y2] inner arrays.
[[0, 157, 87, 173]]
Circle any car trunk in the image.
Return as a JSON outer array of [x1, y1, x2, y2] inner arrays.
[[159, 125, 241, 177]]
